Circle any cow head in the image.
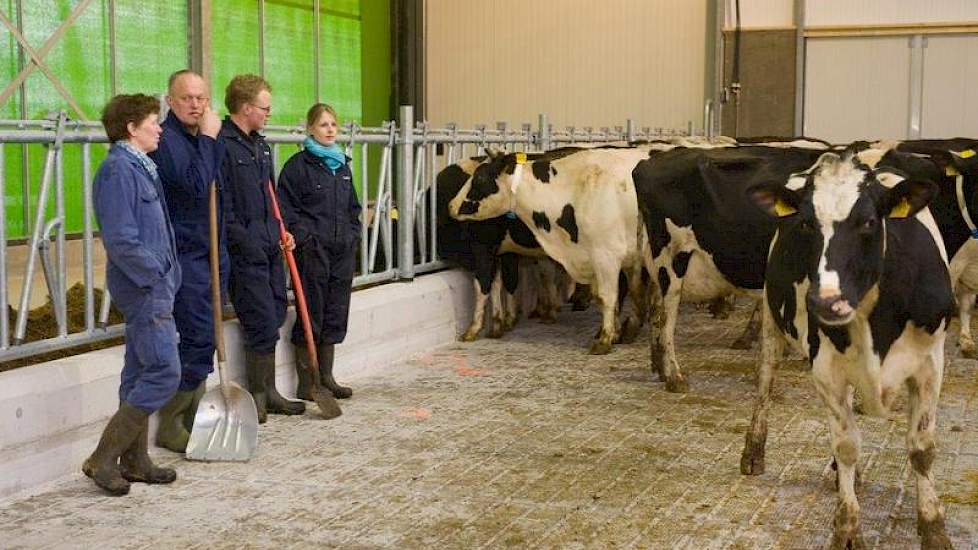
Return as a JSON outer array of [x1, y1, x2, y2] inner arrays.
[[448, 148, 520, 220], [749, 152, 938, 326]]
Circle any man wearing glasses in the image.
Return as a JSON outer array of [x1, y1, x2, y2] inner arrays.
[[219, 74, 304, 422], [149, 70, 226, 452]]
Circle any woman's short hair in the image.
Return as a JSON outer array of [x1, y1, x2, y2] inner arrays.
[[100, 94, 160, 143], [225, 74, 271, 114], [306, 103, 339, 130]]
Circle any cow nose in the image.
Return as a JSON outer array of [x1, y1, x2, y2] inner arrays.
[[808, 288, 854, 323]]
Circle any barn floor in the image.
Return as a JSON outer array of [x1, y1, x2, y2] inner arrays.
[[1, 301, 977, 549]]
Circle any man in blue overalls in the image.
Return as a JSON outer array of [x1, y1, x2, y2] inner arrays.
[[148, 70, 226, 452], [85, 94, 182, 495], [219, 74, 304, 422]]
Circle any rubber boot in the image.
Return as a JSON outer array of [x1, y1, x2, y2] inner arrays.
[[154, 388, 195, 453], [82, 402, 146, 496], [318, 343, 352, 399], [294, 346, 314, 402], [120, 415, 177, 484], [263, 352, 305, 415], [181, 381, 207, 433], [245, 350, 268, 424]]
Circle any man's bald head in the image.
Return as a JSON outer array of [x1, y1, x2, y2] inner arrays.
[[166, 70, 210, 131]]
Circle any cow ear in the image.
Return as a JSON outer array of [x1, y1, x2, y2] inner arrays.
[[747, 182, 800, 218], [485, 146, 502, 160], [948, 148, 978, 176], [883, 178, 938, 219]]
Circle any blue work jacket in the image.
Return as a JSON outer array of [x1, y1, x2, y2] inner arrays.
[[219, 118, 279, 260], [277, 148, 362, 250]]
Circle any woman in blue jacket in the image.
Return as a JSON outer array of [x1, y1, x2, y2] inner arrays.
[[277, 103, 361, 401], [85, 94, 182, 495]]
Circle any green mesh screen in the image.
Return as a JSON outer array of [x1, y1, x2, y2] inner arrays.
[[211, 0, 260, 111]]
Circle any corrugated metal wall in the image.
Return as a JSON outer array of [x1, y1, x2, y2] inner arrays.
[[806, 0, 978, 27], [425, 0, 709, 132]]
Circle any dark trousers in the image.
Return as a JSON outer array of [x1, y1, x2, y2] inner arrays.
[[229, 246, 287, 354], [291, 240, 355, 346]]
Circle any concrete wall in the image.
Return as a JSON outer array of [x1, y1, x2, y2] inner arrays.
[[0, 269, 474, 500]]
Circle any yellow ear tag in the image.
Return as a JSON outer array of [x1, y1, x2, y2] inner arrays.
[[515, 152, 527, 165], [773, 199, 797, 217], [889, 198, 911, 218], [960, 149, 976, 159], [946, 165, 960, 176], [390, 207, 399, 221]]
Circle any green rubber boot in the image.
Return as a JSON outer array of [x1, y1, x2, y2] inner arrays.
[[245, 350, 268, 424], [154, 389, 196, 453], [318, 343, 353, 399], [121, 415, 177, 484], [82, 402, 146, 496], [263, 352, 305, 415], [181, 381, 207, 433], [294, 346, 314, 402]]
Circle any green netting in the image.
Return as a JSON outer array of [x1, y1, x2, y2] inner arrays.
[[114, 0, 188, 94], [264, 0, 315, 129], [210, 0, 260, 114]]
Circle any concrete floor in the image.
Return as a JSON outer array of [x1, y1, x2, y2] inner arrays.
[[0, 301, 976, 549]]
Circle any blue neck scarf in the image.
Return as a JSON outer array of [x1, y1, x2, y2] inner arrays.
[[115, 141, 159, 181], [303, 136, 346, 172]]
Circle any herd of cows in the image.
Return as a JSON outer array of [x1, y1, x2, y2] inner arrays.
[[431, 135, 978, 549]]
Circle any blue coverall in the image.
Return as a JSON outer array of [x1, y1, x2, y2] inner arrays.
[[277, 149, 362, 345], [219, 118, 286, 353], [94, 145, 182, 413], [148, 112, 227, 392]]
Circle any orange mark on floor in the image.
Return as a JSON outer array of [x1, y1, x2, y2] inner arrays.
[[455, 366, 488, 377], [399, 408, 432, 420]]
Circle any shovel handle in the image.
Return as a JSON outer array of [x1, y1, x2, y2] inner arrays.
[[266, 180, 319, 369], [209, 182, 228, 367]]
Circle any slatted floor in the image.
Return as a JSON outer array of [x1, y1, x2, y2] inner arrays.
[[1, 300, 976, 549]]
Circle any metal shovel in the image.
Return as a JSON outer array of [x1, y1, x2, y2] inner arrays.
[[185, 182, 259, 461], [267, 180, 342, 420]]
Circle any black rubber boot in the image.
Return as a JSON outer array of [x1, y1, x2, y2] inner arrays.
[[260, 351, 305, 416], [82, 402, 146, 496], [120, 415, 177, 484], [245, 350, 268, 424], [318, 343, 352, 399], [294, 346, 314, 402], [154, 388, 195, 453]]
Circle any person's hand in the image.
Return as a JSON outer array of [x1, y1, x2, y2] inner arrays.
[[199, 106, 221, 139], [281, 231, 295, 251]]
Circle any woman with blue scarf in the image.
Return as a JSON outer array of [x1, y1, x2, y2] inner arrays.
[[277, 103, 362, 401]]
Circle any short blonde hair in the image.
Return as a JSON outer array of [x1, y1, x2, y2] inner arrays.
[[224, 74, 271, 114]]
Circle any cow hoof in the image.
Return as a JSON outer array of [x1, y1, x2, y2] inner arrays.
[[961, 345, 978, 360], [918, 516, 952, 549], [459, 332, 479, 342], [831, 505, 866, 550], [664, 376, 689, 393], [619, 318, 640, 344], [740, 450, 765, 476], [487, 329, 504, 339], [589, 341, 613, 355], [730, 336, 754, 350]]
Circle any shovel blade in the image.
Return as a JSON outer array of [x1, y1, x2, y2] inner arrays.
[[185, 381, 259, 462]]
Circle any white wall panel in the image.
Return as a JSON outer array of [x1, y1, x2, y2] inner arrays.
[[425, 0, 708, 132], [921, 35, 978, 138], [806, 0, 978, 27], [804, 36, 910, 142], [724, 0, 793, 29]]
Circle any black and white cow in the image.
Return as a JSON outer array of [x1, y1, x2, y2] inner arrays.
[[449, 147, 651, 354], [741, 150, 954, 549], [632, 145, 829, 391], [436, 157, 568, 340]]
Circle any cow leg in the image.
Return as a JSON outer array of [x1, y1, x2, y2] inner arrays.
[[589, 268, 619, 355], [708, 294, 734, 320], [487, 267, 505, 339], [460, 277, 489, 342], [618, 264, 647, 344], [500, 253, 520, 332], [741, 296, 782, 475], [906, 355, 952, 549], [731, 297, 762, 350], [535, 259, 559, 324], [811, 350, 865, 550], [957, 290, 977, 359], [655, 265, 688, 392]]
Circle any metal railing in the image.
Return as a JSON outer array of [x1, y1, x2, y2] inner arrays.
[[0, 107, 694, 363]]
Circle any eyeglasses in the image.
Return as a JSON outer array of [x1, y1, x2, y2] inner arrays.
[[249, 103, 272, 114]]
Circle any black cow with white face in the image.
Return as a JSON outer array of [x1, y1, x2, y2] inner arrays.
[[632, 145, 829, 391], [742, 151, 954, 549]]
